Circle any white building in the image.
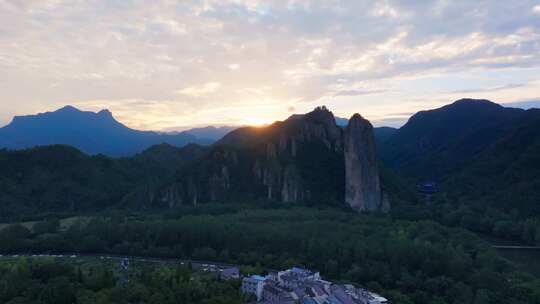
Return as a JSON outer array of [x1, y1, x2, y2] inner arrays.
[[277, 267, 321, 289], [241, 267, 388, 304], [367, 292, 389, 304], [241, 275, 266, 301]]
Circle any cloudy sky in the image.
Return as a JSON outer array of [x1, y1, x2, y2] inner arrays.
[[1, 0, 540, 130]]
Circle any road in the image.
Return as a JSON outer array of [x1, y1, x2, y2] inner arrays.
[[0, 252, 239, 271]]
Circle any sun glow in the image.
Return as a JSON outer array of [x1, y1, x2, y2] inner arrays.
[[243, 117, 272, 127]]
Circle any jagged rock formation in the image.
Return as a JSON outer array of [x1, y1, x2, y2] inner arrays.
[[344, 114, 384, 211], [160, 106, 387, 212]]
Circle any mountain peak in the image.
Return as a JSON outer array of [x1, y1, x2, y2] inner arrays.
[[309, 105, 333, 117], [97, 109, 113, 118], [304, 106, 336, 126], [349, 113, 366, 122], [347, 113, 374, 133], [312, 105, 332, 113], [450, 98, 501, 108], [57, 105, 82, 113], [53, 106, 114, 119]]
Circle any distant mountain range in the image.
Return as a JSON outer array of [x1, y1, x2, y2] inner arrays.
[[0, 106, 395, 157], [181, 126, 237, 142], [0, 106, 216, 157]]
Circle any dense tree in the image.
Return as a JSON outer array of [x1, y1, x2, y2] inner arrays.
[[0, 258, 242, 304], [1, 207, 539, 303]]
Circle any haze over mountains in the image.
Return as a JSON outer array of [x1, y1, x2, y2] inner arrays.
[[0, 105, 395, 157], [181, 126, 237, 142], [0, 106, 213, 157]]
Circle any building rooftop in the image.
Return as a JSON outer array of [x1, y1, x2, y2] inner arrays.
[[242, 267, 387, 304], [291, 267, 316, 275], [251, 275, 266, 281]]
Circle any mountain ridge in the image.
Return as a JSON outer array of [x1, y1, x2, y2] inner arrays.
[[0, 106, 212, 156], [380, 98, 526, 180], [379, 98, 540, 221], [0, 106, 397, 157]]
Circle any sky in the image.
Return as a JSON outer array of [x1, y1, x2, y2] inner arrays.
[[1, 0, 540, 130]]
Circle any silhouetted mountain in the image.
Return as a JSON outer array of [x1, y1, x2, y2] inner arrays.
[[379, 98, 540, 220], [380, 99, 524, 180], [183, 126, 237, 141], [0, 106, 209, 157], [157, 107, 388, 211]]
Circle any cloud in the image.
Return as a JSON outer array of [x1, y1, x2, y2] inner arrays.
[[502, 99, 540, 109], [334, 89, 388, 97], [227, 63, 240, 70], [447, 83, 527, 94], [370, 1, 400, 19], [177, 82, 222, 97], [1, 1, 540, 129]]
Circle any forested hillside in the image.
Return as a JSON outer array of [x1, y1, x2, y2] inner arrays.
[[1, 207, 539, 304], [0, 144, 208, 220], [381, 99, 540, 244], [381, 99, 524, 180], [445, 108, 540, 216]]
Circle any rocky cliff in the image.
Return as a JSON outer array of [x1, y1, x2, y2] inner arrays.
[[344, 114, 385, 211], [159, 106, 387, 211]]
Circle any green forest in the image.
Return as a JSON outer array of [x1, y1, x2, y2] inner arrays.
[[0, 256, 243, 304], [1, 206, 540, 304]]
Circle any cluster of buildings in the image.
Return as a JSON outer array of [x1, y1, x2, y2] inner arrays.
[[241, 267, 389, 304]]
